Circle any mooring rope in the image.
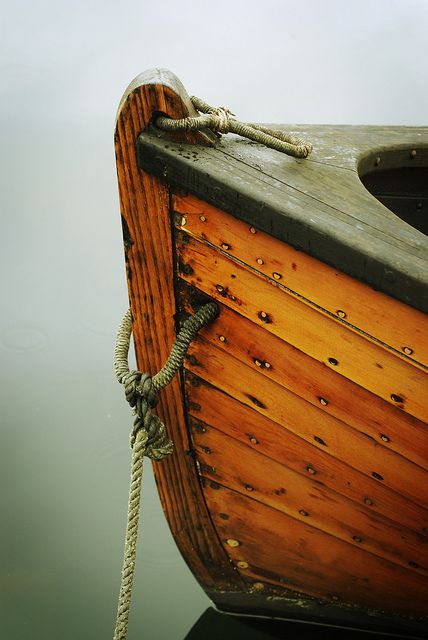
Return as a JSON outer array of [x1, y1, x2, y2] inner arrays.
[[113, 302, 219, 640], [155, 96, 312, 158]]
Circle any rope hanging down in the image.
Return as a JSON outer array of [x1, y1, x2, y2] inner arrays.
[[113, 302, 219, 640], [155, 96, 313, 158]]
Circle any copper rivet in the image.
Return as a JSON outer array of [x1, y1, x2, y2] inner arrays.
[[264, 361, 271, 369], [226, 539, 240, 547], [237, 561, 249, 569], [256, 258, 264, 265], [380, 434, 390, 442], [336, 310, 346, 318], [181, 216, 187, 226], [306, 465, 316, 475], [199, 215, 206, 222], [216, 284, 224, 292], [272, 272, 282, 280], [254, 359, 262, 367], [364, 497, 373, 506], [402, 346, 413, 355], [260, 311, 267, 318], [253, 582, 264, 590], [299, 509, 309, 517], [328, 357, 339, 366], [250, 227, 256, 234], [219, 335, 226, 342], [353, 536, 363, 543], [249, 436, 259, 445], [245, 484, 254, 492], [410, 149, 417, 158], [319, 397, 328, 406], [221, 243, 230, 250], [390, 393, 403, 403]]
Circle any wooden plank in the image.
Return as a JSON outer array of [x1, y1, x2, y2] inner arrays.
[[193, 424, 428, 577], [203, 482, 428, 617], [187, 379, 428, 536], [138, 129, 428, 313], [185, 337, 428, 509], [177, 233, 428, 423], [174, 193, 428, 368], [115, 68, 242, 590], [183, 296, 428, 471]]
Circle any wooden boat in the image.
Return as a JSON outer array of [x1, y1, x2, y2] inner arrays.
[[115, 68, 428, 637]]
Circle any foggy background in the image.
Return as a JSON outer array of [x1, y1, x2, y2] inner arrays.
[[1, 1, 427, 638]]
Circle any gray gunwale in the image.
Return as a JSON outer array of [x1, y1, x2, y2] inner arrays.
[[137, 124, 428, 313]]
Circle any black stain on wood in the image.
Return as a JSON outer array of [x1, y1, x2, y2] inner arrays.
[[121, 215, 133, 250], [179, 261, 194, 276], [247, 395, 266, 409], [186, 354, 201, 366]]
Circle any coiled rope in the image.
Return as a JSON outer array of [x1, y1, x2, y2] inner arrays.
[[113, 302, 219, 640], [155, 96, 312, 158]]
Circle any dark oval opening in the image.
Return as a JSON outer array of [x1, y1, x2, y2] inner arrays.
[[358, 147, 428, 235]]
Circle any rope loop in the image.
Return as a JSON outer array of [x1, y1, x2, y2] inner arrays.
[[155, 96, 312, 158], [113, 301, 219, 640], [115, 303, 218, 459], [210, 106, 232, 133]]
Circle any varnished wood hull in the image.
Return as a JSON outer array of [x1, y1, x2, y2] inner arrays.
[[115, 69, 428, 636]]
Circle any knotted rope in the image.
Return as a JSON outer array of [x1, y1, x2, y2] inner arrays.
[[155, 96, 312, 158], [113, 302, 219, 640]]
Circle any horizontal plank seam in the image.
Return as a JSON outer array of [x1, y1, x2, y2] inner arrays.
[[188, 397, 428, 535], [199, 473, 427, 579], [176, 232, 428, 372], [185, 355, 428, 507], [194, 419, 428, 569]]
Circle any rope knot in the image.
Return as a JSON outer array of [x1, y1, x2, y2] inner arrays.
[[210, 106, 233, 134], [114, 303, 219, 461], [155, 95, 312, 158], [113, 302, 219, 640], [128, 372, 174, 459]]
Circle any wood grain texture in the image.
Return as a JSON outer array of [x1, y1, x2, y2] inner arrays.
[[186, 378, 428, 536], [194, 424, 428, 577], [115, 68, 241, 590], [174, 193, 428, 368], [178, 234, 428, 423], [116, 68, 428, 626], [185, 337, 428, 509], [137, 127, 428, 313], [204, 482, 428, 617], [184, 297, 428, 471]]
